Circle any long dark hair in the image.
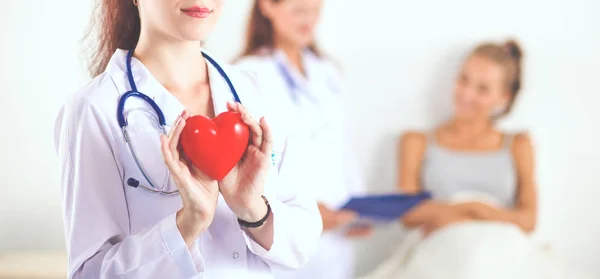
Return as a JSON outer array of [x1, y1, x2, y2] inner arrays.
[[238, 0, 321, 58], [84, 0, 141, 77]]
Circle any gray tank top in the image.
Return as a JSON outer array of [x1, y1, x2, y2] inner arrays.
[[421, 133, 518, 207]]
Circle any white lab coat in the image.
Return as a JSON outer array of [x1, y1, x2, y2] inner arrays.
[[53, 49, 322, 279], [235, 48, 365, 279]]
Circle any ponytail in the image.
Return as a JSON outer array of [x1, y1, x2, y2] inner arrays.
[[504, 40, 523, 96]]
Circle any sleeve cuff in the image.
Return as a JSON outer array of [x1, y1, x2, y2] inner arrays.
[[240, 194, 315, 269], [240, 195, 285, 257], [189, 239, 203, 261], [242, 233, 270, 256], [160, 213, 205, 276]]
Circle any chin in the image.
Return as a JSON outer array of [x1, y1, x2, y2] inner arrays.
[[305, 39, 316, 47], [294, 36, 315, 48], [176, 24, 215, 42], [453, 110, 476, 121]]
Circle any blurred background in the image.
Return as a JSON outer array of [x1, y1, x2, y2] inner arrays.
[[0, 0, 599, 277]]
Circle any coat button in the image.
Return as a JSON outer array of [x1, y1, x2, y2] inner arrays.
[[233, 252, 239, 259]]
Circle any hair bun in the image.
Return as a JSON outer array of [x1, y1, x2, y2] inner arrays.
[[504, 40, 523, 61]]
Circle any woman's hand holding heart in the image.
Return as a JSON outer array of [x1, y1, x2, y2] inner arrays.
[[160, 110, 219, 247], [219, 102, 274, 224]]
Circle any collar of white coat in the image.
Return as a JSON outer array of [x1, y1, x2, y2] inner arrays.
[[106, 48, 241, 128], [273, 48, 322, 92]]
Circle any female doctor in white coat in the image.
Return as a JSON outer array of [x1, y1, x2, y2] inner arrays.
[[235, 0, 372, 278], [53, 0, 322, 278]]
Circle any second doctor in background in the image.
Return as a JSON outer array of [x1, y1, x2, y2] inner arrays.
[[235, 0, 371, 279]]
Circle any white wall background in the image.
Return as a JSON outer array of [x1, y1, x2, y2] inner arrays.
[[1, 0, 599, 277]]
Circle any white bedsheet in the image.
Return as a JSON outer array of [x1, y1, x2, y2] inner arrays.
[[359, 192, 594, 279]]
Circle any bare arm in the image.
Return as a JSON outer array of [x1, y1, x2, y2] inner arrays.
[[396, 132, 455, 228], [456, 133, 538, 232]]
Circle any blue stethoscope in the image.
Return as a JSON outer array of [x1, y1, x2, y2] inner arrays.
[[274, 53, 341, 105], [118, 49, 241, 195], [275, 60, 319, 105], [275, 54, 343, 139]]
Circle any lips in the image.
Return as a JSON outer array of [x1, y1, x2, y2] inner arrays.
[[181, 6, 212, 18], [299, 25, 312, 35]]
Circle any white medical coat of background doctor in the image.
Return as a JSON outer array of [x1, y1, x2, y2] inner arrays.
[[236, 48, 366, 279], [53, 49, 322, 279]]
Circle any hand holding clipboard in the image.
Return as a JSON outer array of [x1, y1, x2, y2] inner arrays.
[[339, 192, 432, 224]]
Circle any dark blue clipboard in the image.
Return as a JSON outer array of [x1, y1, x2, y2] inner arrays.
[[339, 192, 432, 223]]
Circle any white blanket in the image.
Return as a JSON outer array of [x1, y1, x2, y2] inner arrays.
[[359, 192, 594, 279]]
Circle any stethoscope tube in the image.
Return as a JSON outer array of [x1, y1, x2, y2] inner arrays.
[[118, 49, 241, 195], [123, 126, 175, 194]]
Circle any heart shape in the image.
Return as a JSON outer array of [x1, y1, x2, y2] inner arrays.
[[180, 111, 250, 181]]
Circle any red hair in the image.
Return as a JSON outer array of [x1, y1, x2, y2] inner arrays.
[[84, 0, 141, 77]]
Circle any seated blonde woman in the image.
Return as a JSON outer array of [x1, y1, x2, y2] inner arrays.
[[361, 40, 593, 279], [401, 40, 534, 240]]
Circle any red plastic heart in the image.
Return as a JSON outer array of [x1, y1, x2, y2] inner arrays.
[[180, 111, 249, 181]]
